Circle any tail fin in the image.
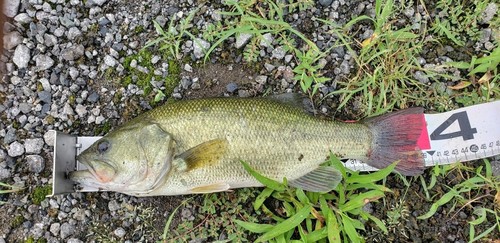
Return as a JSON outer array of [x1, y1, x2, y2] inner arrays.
[[365, 108, 426, 176]]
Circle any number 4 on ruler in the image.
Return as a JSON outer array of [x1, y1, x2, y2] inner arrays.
[[430, 111, 478, 141]]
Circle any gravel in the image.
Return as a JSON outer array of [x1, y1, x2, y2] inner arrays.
[[12, 44, 30, 68], [8, 141, 24, 157], [192, 38, 210, 59], [0, 0, 496, 241], [24, 138, 44, 154], [26, 155, 45, 173]]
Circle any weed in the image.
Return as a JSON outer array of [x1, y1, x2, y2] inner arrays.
[[205, 0, 330, 97], [319, 0, 453, 115], [418, 159, 500, 242], [165, 189, 258, 242], [0, 182, 23, 205], [447, 45, 500, 105], [430, 0, 496, 46], [31, 185, 51, 205], [144, 9, 197, 60], [11, 215, 24, 228], [234, 155, 395, 242]]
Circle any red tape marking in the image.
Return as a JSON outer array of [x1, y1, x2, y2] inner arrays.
[[417, 115, 431, 150]]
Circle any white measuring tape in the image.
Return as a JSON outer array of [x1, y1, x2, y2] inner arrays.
[[51, 101, 500, 195], [344, 100, 500, 171]]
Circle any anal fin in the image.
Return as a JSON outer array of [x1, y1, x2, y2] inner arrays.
[[289, 166, 342, 192], [189, 182, 231, 194]]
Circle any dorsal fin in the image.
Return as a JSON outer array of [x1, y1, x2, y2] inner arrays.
[[288, 166, 342, 192], [265, 93, 314, 114], [173, 139, 228, 172]]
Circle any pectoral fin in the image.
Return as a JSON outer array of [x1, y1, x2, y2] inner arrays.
[[174, 139, 228, 172], [288, 166, 342, 192], [189, 182, 231, 193]]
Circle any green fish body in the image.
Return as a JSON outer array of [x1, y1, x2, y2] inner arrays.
[[71, 95, 425, 196]]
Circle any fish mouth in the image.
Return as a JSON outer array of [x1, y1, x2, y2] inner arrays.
[[71, 154, 115, 185]]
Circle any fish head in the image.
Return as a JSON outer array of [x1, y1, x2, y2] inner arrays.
[[70, 122, 176, 195]]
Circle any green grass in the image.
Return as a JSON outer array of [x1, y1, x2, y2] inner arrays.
[[233, 156, 397, 242], [0, 181, 23, 205], [31, 185, 51, 205], [417, 159, 499, 242]]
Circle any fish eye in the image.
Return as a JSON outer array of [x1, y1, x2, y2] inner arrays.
[[97, 140, 110, 154]]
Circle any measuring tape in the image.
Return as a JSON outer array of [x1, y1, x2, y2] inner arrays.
[[344, 100, 500, 171]]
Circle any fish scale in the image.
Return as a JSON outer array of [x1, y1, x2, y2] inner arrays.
[[141, 98, 372, 195]]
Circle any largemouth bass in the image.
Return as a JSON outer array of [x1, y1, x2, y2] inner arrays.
[[70, 95, 425, 196]]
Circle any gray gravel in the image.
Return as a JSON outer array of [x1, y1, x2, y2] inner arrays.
[[0, 0, 497, 241]]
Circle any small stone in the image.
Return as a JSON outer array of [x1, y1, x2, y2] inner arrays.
[[4, 129, 17, 144], [319, 0, 333, 7], [484, 42, 495, 51], [151, 55, 161, 64], [39, 78, 51, 91], [193, 38, 210, 59], [114, 227, 126, 238], [8, 142, 24, 157], [91, 0, 108, 6], [181, 208, 195, 221], [491, 160, 500, 177], [235, 33, 253, 49], [67, 239, 84, 243], [44, 130, 56, 147], [35, 55, 55, 71], [24, 138, 44, 154], [260, 33, 274, 48], [413, 71, 429, 83], [50, 223, 61, 236], [75, 104, 87, 117], [69, 67, 80, 80], [481, 3, 498, 24], [19, 103, 32, 114], [130, 59, 137, 68], [226, 82, 238, 93], [0, 168, 11, 180], [340, 61, 350, 74], [264, 63, 275, 72], [61, 45, 85, 61], [104, 55, 117, 67], [184, 63, 193, 72], [87, 92, 100, 103], [38, 91, 52, 103], [13, 44, 30, 68], [3, 0, 20, 18], [255, 75, 268, 84], [67, 27, 82, 39], [284, 55, 293, 63], [191, 83, 201, 90], [172, 93, 182, 99], [14, 13, 32, 24], [238, 90, 251, 98], [60, 222, 75, 239], [30, 223, 44, 239], [3, 31, 23, 50], [178, 77, 191, 90], [26, 155, 45, 173], [108, 200, 120, 211], [95, 116, 105, 125], [271, 46, 286, 60]]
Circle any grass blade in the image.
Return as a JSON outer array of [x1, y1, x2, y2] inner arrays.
[[234, 220, 274, 233], [255, 205, 312, 242]]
